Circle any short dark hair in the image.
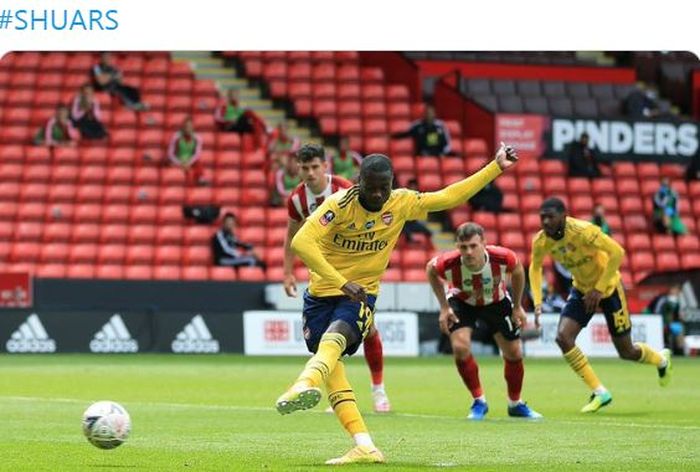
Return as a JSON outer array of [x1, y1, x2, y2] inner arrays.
[[455, 222, 485, 241], [296, 143, 326, 163], [360, 154, 393, 177], [540, 197, 567, 214], [223, 211, 236, 220]]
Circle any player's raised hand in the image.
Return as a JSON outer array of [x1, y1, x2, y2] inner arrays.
[[341, 281, 368, 304], [494, 141, 518, 171], [283, 273, 298, 297], [438, 305, 459, 335]]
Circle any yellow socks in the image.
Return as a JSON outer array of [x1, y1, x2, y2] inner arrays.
[[563, 346, 604, 391], [296, 333, 347, 388], [635, 342, 665, 367], [326, 360, 367, 436]]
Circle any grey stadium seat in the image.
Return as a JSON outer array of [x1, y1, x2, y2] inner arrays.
[[498, 95, 524, 113], [566, 82, 590, 98], [543, 81, 566, 97], [590, 83, 615, 100], [523, 96, 549, 114], [517, 80, 542, 97], [597, 98, 621, 117], [466, 79, 492, 96], [549, 97, 573, 115], [493, 80, 516, 96], [573, 98, 599, 117], [473, 94, 497, 112]]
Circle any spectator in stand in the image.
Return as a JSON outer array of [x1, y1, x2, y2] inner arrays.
[[211, 212, 266, 269], [401, 178, 434, 249], [330, 136, 362, 181], [166, 116, 207, 186], [214, 89, 268, 147], [92, 52, 148, 111], [590, 203, 612, 235], [271, 154, 301, 207], [33, 104, 79, 147], [469, 182, 504, 213], [391, 105, 452, 156], [566, 133, 603, 178], [71, 84, 108, 140], [624, 87, 659, 118], [267, 121, 301, 171], [645, 284, 686, 355], [652, 177, 687, 235]]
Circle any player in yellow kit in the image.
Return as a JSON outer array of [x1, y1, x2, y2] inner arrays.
[[275, 144, 518, 464], [529, 197, 672, 413]]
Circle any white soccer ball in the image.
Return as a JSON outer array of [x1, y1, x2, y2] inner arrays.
[[82, 401, 131, 449]]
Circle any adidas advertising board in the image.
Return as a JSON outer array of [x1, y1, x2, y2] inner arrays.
[[6, 313, 56, 353], [171, 315, 220, 353], [90, 314, 138, 353], [0, 310, 243, 353]]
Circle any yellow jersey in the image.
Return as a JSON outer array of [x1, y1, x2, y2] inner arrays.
[[291, 161, 503, 297], [529, 216, 625, 306]]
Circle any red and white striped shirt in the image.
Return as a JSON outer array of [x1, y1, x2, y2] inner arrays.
[[434, 245, 518, 306], [286, 175, 352, 222]]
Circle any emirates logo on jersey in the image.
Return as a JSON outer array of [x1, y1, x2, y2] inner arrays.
[[381, 211, 393, 225]]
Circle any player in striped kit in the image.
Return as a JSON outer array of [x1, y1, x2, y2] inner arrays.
[[283, 143, 391, 413], [427, 222, 542, 420]]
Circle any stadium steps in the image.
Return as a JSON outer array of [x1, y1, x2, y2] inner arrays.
[[429, 222, 456, 251], [171, 52, 313, 141]]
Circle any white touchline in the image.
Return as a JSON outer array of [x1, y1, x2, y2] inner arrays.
[[2, 396, 699, 431]]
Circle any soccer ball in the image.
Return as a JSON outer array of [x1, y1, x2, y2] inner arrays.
[[82, 401, 131, 449]]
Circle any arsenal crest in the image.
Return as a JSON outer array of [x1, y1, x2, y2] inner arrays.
[[381, 211, 393, 225]]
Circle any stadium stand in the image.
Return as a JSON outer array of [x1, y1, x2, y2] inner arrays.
[[0, 51, 699, 292]]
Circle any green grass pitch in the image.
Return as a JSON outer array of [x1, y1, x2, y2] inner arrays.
[[1, 354, 699, 471]]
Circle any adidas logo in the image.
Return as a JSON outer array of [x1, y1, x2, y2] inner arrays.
[[6, 313, 56, 353], [171, 315, 220, 353], [90, 314, 138, 353]]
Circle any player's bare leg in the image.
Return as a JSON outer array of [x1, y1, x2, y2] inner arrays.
[[451, 327, 487, 420], [494, 333, 542, 419], [611, 332, 671, 386], [556, 317, 611, 412], [364, 325, 391, 413]]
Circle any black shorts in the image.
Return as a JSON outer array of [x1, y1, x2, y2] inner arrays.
[[447, 297, 520, 341], [561, 282, 631, 337]]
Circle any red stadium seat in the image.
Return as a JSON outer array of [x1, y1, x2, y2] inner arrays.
[[681, 253, 700, 270], [184, 246, 211, 266], [126, 245, 154, 265], [238, 266, 266, 282], [656, 252, 680, 272], [209, 267, 238, 281], [629, 252, 654, 272], [98, 244, 126, 265], [95, 264, 124, 280], [124, 265, 153, 280], [154, 244, 184, 266], [67, 264, 96, 279], [497, 214, 522, 232], [153, 265, 182, 280], [499, 232, 526, 251]]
